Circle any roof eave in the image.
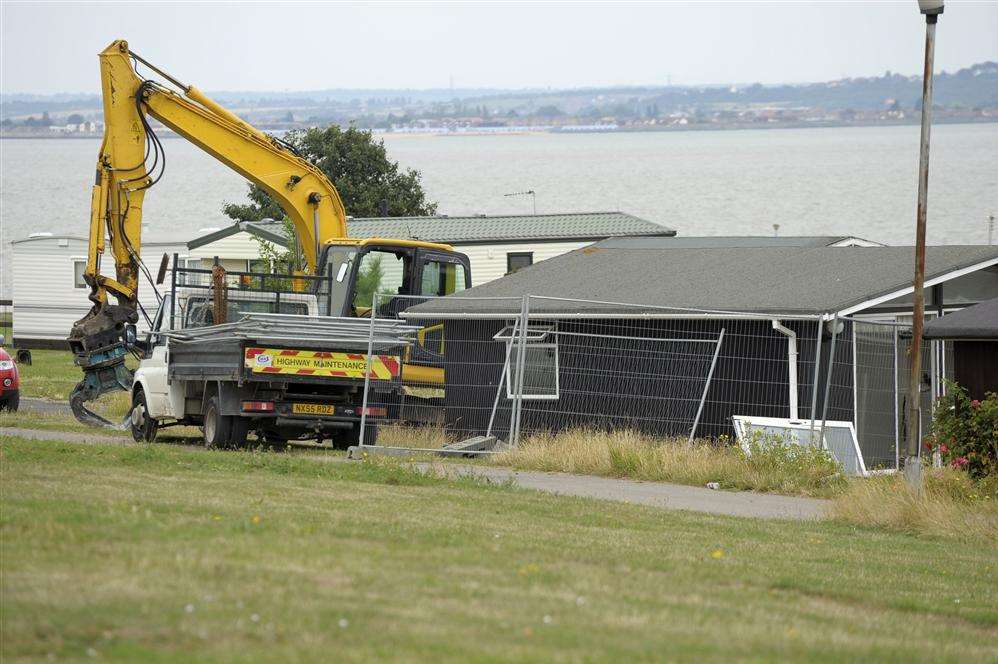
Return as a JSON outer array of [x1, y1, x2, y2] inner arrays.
[[832, 256, 998, 317], [187, 221, 289, 250]]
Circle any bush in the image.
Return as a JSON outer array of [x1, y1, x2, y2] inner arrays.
[[926, 382, 998, 478]]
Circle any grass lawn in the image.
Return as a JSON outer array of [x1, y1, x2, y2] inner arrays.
[[12, 349, 92, 401], [2, 438, 997, 662]]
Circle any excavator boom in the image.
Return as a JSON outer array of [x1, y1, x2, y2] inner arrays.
[[68, 39, 349, 425]]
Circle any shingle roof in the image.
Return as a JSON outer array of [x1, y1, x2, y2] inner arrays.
[[345, 212, 674, 243], [597, 236, 881, 249], [923, 297, 998, 339], [188, 212, 673, 250], [405, 243, 998, 318]]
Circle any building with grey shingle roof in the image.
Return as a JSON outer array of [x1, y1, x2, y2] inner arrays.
[[188, 212, 676, 286], [405, 243, 997, 318], [400, 241, 997, 467]]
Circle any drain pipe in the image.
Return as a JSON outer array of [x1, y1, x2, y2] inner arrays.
[[772, 320, 799, 421]]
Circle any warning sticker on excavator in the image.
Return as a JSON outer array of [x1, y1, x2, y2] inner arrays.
[[244, 348, 400, 379]]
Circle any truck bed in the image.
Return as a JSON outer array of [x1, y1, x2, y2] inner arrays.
[[164, 314, 417, 385]]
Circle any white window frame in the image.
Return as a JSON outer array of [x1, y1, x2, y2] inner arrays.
[[72, 258, 87, 288], [730, 415, 878, 477], [505, 341, 560, 401], [492, 324, 553, 343]]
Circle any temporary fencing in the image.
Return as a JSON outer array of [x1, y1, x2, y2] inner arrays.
[[352, 294, 938, 473]]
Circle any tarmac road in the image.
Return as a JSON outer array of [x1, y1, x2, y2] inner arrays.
[[19, 397, 73, 415]]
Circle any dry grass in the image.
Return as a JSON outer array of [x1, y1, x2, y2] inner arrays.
[[375, 422, 451, 449], [831, 468, 998, 543], [492, 428, 847, 498]]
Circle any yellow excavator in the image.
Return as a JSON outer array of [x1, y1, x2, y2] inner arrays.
[[69, 39, 470, 425]]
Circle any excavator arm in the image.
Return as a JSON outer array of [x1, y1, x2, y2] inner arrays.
[[68, 39, 348, 426]]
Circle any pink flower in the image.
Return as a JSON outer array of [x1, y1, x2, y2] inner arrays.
[[939, 443, 949, 454], [951, 456, 969, 469], [970, 400, 981, 409]]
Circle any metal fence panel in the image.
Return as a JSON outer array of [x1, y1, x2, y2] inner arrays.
[[357, 293, 526, 452]]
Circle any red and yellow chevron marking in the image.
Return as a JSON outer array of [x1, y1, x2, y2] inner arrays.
[[244, 348, 400, 380]]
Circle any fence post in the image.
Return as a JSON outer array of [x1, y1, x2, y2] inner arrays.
[[487, 314, 519, 439], [818, 315, 840, 447], [892, 325, 901, 470], [358, 293, 379, 447], [169, 253, 178, 331], [808, 317, 823, 441], [510, 295, 531, 447], [688, 328, 724, 443]]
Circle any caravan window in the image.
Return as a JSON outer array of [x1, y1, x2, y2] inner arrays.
[[73, 260, 87, 288]]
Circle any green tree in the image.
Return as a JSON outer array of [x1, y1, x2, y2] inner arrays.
[[253, 217, 302, 273], [352, 255, 388, 308], [67, 113, 85, 125], [223, 125, 437, 222]]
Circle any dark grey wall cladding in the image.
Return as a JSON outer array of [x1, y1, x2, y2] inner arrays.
[[441, 317, 855, 441]]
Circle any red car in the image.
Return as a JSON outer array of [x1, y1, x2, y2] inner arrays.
[[0, 338, 19, 411]]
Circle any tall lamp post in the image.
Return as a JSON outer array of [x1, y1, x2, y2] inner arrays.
[[905, 0, 944, 492]]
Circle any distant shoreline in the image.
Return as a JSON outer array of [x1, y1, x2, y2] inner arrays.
[[2, 117, 995, 140]]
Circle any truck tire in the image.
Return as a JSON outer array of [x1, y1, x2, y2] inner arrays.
[[1, 393, 18, 412], [334, 421, 378, 449], [203, 396, 232, 448], [130, 388, 158, 443], [229, 416, 249, 448]]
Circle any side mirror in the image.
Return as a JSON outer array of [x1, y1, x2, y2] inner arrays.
[[124, 324, 137, 348]]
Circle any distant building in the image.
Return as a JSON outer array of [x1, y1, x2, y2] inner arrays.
[[188, 212, 676, 287]]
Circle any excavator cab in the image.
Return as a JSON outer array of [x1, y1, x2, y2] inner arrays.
[[317, 239, 471, 319]]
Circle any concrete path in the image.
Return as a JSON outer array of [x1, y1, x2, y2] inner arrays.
[[3, 426, 127, 445], [432, 464, 828, 520], [2, 426, 829, 521]]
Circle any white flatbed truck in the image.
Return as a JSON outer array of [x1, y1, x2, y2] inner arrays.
[[129, 285, 410, 448]]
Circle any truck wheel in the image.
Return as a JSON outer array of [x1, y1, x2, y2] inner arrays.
[[229, 416, 249, 448], [361, 422, 378, 446], [203, 396, 232, 448], [130, 388, 157, 443], [335, 421, 378, 449]]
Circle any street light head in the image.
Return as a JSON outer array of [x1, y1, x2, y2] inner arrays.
[[918, 0, 944, 16]]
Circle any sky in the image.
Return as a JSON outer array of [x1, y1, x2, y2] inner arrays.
[[1, 1, 997, 94]]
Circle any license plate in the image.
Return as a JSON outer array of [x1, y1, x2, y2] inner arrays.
[[291, 403, 335, 416]]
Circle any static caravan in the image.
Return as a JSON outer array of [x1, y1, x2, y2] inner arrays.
[[10, 233, 186, 348], [191, 212, 678, 288]]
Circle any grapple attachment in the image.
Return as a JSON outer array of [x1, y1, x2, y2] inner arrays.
[[68, 304, 136, 429]]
